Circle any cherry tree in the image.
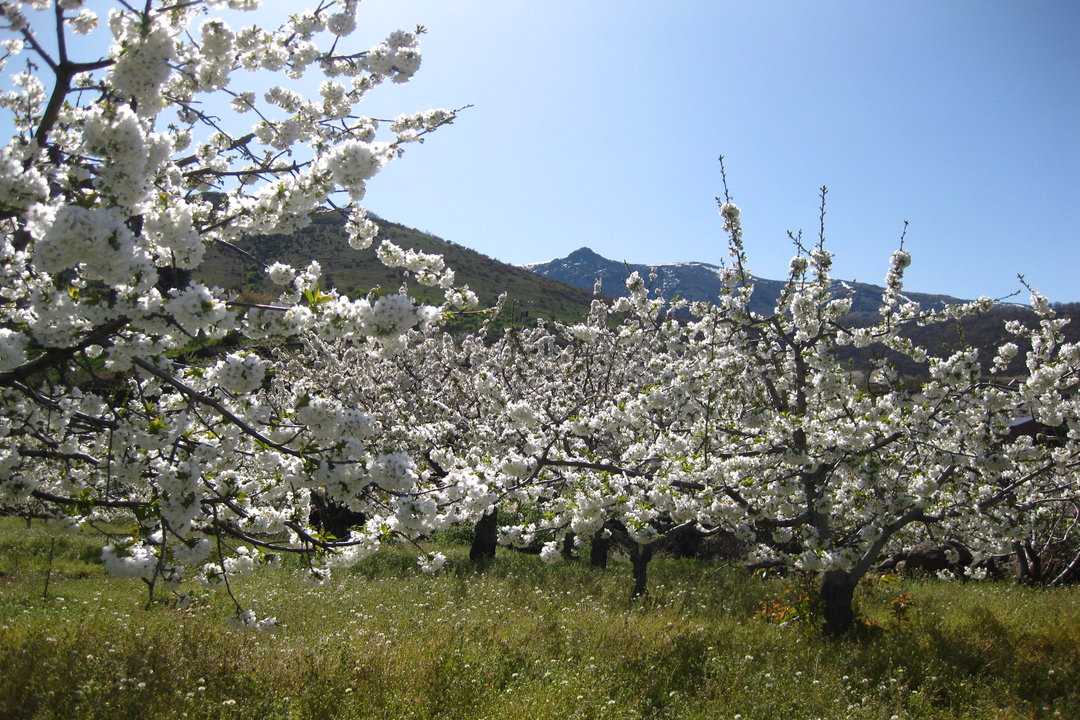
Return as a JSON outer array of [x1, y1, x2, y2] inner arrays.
[[0, 0, 480, 623], [469, 169, 1080, 631], [289, 281, 679, 571], [603, 173, 1080, 633], [488, 277, 703, 591], [292, 274, 701, 593]]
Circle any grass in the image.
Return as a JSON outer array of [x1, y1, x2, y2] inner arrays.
[[0, 518, 1077, 719]]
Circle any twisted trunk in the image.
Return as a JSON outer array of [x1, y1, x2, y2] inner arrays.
[[630, 543, 654, 599], [821, 570, 857, 635], [590, 531, 610, 569], [561, 532, 576, 560], [669, 524, 703, 558], [1013, 541, 1032, 583], [591, 528, 609, 569], [308, 493, 365, 541], [469, 508, 498, 563]]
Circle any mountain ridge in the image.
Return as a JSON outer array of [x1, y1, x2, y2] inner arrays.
[[194, 214, 1079, 376], [196, 211, 595, 327], [527, 246, 968, 314]]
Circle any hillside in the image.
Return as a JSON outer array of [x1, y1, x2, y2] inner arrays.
[[196, 211, 594, 325], [195, 217, 1079, 377], [527, 247, 964, 314]]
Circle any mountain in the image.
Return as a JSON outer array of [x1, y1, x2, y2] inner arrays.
[[196, 211, 593, 328], [526, 247, 1080, 377], [527, 247, 965, 314], [194, 218, 1078, 378]]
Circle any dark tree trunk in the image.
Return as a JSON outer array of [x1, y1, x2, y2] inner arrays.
[[469, 509, 498, 563], [155, 265, 192, 296], [668, 525, 703, 558], [630, 543, 654, 599], [561, 532, 576, 560], [590, 531, 610, 569], [309, 493, 365, 540], [1013, 541, 1032, 584], [821, 570, 857, 635], [1024, 540, 1042, 582]]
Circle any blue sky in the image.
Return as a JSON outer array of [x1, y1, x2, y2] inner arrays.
[[15, 1, 1080, 300]]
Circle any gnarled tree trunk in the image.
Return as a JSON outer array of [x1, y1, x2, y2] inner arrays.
[[630, 543, 654, 599], [309, 492, 366, 541], [669, 524, 703, 558], [821, 570, 857, 635], [1013, 541, 1032, 584], [589, 530, 610, 569], [469, 508, 498, 563], [561, 532, 576, 560]]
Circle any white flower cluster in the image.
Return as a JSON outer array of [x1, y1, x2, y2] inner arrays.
[[142, 202, 205, 270], [0, 146, 47, 211], [32, 205, 156, 289], [539, 541, 561, 564], [327, 140, 389, 201], [346, 207, 379, 250], [102, 543, 159, 580], [376, 240, 455, 288], [294, 395, 376, 444], [369, 451, 416, 493], [196, 20, 234, 90], [390, 108, 454, 142], [266, 262, 297, 286], [230, 609, 278, 632], [165, 284, 230, 336], [0, 328, 27, 372], [210, 353, 268, 395], [416, 551, 447, 574], [363, 30, 422, 84], [108, 17, 175, 117]]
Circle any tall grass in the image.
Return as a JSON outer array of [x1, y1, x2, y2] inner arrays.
[[0, 519, 1076, 719]]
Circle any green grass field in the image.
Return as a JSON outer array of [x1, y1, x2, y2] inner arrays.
[[0, 518, 1077, 720]]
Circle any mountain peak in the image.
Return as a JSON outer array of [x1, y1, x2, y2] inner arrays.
[[566, 246, 604, 260], [527, 247, 967, 314]]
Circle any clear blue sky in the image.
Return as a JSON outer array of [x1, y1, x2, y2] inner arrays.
[[15, 1, 1080, 300]]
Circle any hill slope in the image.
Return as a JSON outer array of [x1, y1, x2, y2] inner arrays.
[[195, 218, 1078, 377], [196, 211, 593, 324]]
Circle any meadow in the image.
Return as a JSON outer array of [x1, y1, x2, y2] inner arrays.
[[0, 519, 1077, 720]]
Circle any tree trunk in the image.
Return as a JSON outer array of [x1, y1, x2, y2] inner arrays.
[[630, 543, 654, 599], [1013, 541, 1032, 584], [1024, 540, 1042, 582], [469, 508, 498, 563], [821, 570, 857, 635], [590, 531, 610, 569], [561, 532, 576, 560], [309, 493, 365, 540], [669, 525, 702, 558]]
